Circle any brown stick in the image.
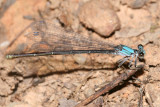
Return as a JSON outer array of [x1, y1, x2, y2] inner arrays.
[[75, 65, 143, 107]]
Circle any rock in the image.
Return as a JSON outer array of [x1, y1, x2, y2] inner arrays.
[[127, 0, 148, 9], [78, 0, 120, 37]]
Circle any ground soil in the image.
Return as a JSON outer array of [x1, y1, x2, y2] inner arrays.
[[0, 0, 160, 107]]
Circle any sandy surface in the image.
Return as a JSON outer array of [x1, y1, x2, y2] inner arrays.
[[0, 0, 160, 107]]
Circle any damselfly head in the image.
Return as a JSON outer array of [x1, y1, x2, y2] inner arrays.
[[137, 44, 145, 59]]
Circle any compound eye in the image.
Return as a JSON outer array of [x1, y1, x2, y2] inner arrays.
[[138, 44, 143, 50], [138, 52, 144, 59], [139, 52, 144, 56], [138, 44, 145, 55]]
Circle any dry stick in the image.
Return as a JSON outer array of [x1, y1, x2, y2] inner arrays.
[[75, 65, 144, 107], [138, 85, 144, 107]]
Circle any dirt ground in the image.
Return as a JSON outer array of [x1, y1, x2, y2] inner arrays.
[[0, 0, 160, 107]]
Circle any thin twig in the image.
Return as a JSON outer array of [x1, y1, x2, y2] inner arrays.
[[138, 85, 144, 107], [75, 65, 144, 107]]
